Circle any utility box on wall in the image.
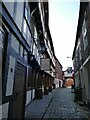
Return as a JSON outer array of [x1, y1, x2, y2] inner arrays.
[[40, 58, 50, 71]]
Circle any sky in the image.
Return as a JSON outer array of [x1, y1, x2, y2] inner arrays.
[[48, 0, 80, 71]]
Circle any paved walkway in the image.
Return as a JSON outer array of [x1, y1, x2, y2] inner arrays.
[[25, 88, 58, 119], [25, 88, 90, 119], [43, 88, 90, 119]]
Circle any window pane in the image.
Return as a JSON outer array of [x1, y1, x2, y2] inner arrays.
[[0, 30, 4, 49], [27, 28, 31, 46], [34, 26, 37, 41], [20, 45, 23, 57], [23, 19, 27, 39], [0, 29, 5, 102], [24, 50, 28, 62], [25, 7, 28, 20], [11, 35, 19, 53], [25, 2, 31, 26]]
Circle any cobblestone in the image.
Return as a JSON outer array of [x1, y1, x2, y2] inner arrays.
[[43, 88, 90, 119]]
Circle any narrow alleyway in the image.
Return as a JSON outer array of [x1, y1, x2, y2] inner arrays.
[[42, 88, 90, 119]]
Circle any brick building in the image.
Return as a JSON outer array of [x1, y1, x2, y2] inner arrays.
[[54, 56, 63, 88]]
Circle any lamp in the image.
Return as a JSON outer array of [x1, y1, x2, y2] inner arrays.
[[24, 52, 35, 62], [28, 52, 35, 61], [30, 54, 34, 61]]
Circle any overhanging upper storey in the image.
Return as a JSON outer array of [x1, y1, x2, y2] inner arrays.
[[29, 2, 45, 47]]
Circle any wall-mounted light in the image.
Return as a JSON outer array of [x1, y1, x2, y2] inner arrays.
[[24, 52, 35, 61], [30, 54, 34, 61]]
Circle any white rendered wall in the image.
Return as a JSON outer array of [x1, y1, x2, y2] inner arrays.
[[26, 90, 32, 106]]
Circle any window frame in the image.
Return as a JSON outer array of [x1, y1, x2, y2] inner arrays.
[[22, 2, 32, 46], [82, 12, 88, 50]]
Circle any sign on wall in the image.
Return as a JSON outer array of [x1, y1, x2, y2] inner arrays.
[[40, 58, 50, 71]]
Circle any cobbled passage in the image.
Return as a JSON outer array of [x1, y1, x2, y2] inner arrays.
[[43, 88, 90, 120]]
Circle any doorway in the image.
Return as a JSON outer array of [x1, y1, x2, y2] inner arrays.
[[8, 62, 27, 119]]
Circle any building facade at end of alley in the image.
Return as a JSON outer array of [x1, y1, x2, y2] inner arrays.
[[72, 2, 90, 107], [0, 1, 65, 119]]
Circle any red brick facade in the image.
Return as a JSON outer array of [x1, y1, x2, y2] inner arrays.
[[55, 57, 63, 80]]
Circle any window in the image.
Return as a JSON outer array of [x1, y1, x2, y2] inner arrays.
[[25, 6, 28, 20], [19, 45, 23, 57], [24, 2, 31, 27], [27, 27, 31, 46], [34, 26, 38, 44], [0, 27, 5, 86], [82, 13, 88, 50], [11, 35, 19, 53], [79, 45, 82, 60], [33, 43, 35, 55], [78, 39, 82, 60], [23, 19, 27, 39], [22, 2, 31, 46], [75, 49, 78, 66], [0, 29, 4, 49], [0, 22, 9, 101], [0, 22, 8, 61], [24, 50, 28, 61]]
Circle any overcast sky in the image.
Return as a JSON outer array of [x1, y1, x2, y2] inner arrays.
[[48, 0, 80, 70]]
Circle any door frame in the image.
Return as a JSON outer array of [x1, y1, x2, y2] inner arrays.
[[16, 60, 27, 118], [8, 60, 27, 119]]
